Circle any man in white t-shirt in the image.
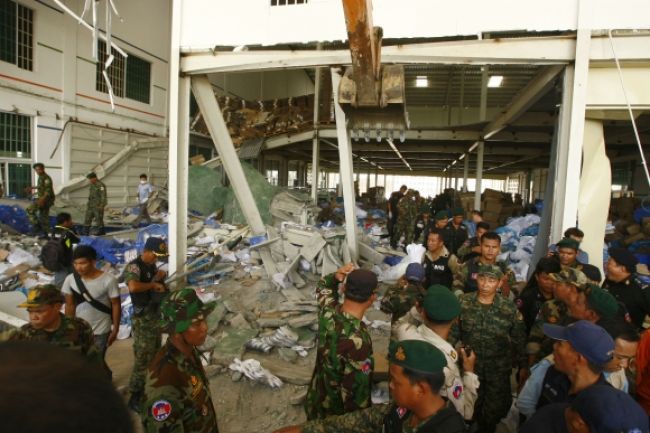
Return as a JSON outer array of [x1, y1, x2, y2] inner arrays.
[[62, 245, 121, 356], [133, 173, 154, 227]]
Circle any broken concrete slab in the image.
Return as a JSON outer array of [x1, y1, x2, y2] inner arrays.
[[287, 313, 318, 328], [277, 347, 298, 363], [255, 357, 313, 386], [212, 328, 259, 366], [299, 233, 326, 262], [249, 236, 280, 251], [282, 241, 301, 261], [229, 313, 252, 330], [290, 388, 308, 405], [358, 241, 386, 265], [256, 317, 287, 328]]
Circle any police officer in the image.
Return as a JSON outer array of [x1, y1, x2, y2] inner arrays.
[[452, 264, 527, 433], [84, 172, 107, 235], [304, 264, 377, 420], [603, 247, 650, 330], [26, 162, 55, 238], [397, 285, 479, 421], [141, 288, 219, 433], [423, 228, 459, 290], [381, 263, 426, 324], [125, 237, 169, 412], [443, 207, 468, 256], [0, 284, 100, 365], [274, 340, 466, 433]]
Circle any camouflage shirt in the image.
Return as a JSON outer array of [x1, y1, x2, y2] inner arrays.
[[451, 292, 527, 374], [88, 180, 107, 208], [305, 273, 374, 420], [302, 402, 466, 433], [452, 257, 516, 295], [380, 282, 426, 324], [37, 173, 55, 205], [141, 341, 218, 433], [0, 313, 100, 365], [527, 299, 570, 360], [397, 196, 417, 224]]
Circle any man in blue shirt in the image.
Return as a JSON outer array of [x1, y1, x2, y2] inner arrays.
[[133, 173, 154, 227]]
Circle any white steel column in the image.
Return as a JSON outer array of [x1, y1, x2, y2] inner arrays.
[[474, 142, 484, 209], [167, 0, 188, 279], [331, 68, 358, 261], [462, 154, 469, 192], [191, 76, 266, 235], [311, 67, 321, 204]]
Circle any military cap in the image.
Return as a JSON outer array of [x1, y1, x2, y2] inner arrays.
[[143, 237, 169, 256], [405, 263, 425, 283], [434, 210, 449, 221], [608, 247, 639, 274], [32, 162, 44, 169], [549, 268, 587, 289], [452, 207, 464, 217], [556, 237, 580, 251], [477, 264, 503, 279], [159, 288, 217, 333], [388, 340, 447, 375], [543, 320, 614, 366], [86, 172, 97, 179], [571, 385, 649, 433], [580, 263, 602, 283], [585, 284, 619, 319], [422, 285, 460, 321], [18, 285, 64, 308], [345, 269, 378, 302]]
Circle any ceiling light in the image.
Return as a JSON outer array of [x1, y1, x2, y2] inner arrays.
[[488, 75, 503, 88], [415, 76, 428, 88]]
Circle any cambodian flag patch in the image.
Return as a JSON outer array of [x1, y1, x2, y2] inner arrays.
[[361, 359, 372, 375], [396, 407, 407, 419], [152, 400, 172, 422], [452, 385, 463, 399]]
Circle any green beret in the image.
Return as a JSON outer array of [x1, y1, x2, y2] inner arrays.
[[86, 172, 97, 179], [557, 237, 580, 251], [452, 207, 464, 217], [586, 284, 619, 319], [478, 264, 503, 279], [423, 285, 460, 321], [550, 268, 588, 289], [388, 340, 447, 375], [434, 210, 449, 221]]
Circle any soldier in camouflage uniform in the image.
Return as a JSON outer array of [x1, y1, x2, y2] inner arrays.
[[452, 232, 516, 297], [141, 288, 219, 433], [0, 284, 100, 366], [274, 340, 466, 433], [392, 190, 417, 247], [126, 237, 169, 412], [451, 264, 528, 433], [526, 267, 588, 365], [381, 263, 426, 325], [305, 264, 377, 420], [84, 172, 108, 235], [26, 162, 55, 237]]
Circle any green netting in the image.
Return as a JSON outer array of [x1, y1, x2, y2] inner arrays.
[[188, 165, 221, 215]]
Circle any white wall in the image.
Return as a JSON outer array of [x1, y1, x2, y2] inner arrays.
[[0, 0, 171, 190], [180, 0, 650, 49]]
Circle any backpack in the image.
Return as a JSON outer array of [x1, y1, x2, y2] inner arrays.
[[40, 238, 65, 272]]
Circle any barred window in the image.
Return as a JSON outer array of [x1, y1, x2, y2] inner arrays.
[[0, 0, 33, 70], [0, 111, 31, 158], [271, 0, 308, 5], [96, 40, 151, 104]]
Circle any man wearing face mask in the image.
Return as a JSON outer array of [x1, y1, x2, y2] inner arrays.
[[125, 237, 169, 412], [133, 173, 154, 227]]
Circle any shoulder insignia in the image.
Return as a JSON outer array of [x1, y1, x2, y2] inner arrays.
[[449, 350, 457, 361], [361, 358, 372, 375], [396, 407, 408, 419], [452, 385, 463, 399], [151, 400, 172, 422]]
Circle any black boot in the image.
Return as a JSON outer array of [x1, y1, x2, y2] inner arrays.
[[127, 390, 142, 413]]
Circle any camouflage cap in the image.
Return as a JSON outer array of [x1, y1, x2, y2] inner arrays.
[[434, 210, 449, 221], [477, 264, 503, 279], [550, 268, 588, 289], [388, 340, 446, 375], [159, 288, 217, 333], [17, 285, 64, 308]]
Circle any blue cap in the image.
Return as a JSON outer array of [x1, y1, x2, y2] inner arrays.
[[571, 385, 649, 433], [543, 320, 614, 366], [405, 263, 425, 282]]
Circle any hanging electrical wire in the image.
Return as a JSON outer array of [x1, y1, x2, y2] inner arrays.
[[608, 29, 650, 188]]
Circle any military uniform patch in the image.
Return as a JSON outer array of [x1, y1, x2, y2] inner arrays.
[[452, 385, 463, 399], [361, 358, 372, 374], [152, 400, 172, 421], [396, 407, 407, 419]]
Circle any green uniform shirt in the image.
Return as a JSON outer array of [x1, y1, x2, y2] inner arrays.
[[452, 257, 516, 294], [380, 282, 425, 324], [0, 314, 100, 365], [88, 180, 107, 208], [526, 299, 570, 360], [304, 273, 374, 420], [142, 341, 219, 433], [37, 173, 55, 205]]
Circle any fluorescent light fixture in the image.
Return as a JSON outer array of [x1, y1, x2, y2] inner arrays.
[[459, 153, 465, 160], [487, 75, 503, 88], [415, 76, 428, 88]]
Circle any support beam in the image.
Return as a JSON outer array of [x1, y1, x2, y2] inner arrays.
[[462, 153, 469, 192], [311, 67, 321, 203], [331, 68, 359, 261], [191, 76, 266, 234], [474, 142, 484, 209]]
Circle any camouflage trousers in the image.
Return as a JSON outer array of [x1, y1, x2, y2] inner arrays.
[[84, 206, 104, 230], [474, 368, 513, 433], [391, 219, 414, 246], [26, 203, 51, 234], [128, 312, 162, 394]]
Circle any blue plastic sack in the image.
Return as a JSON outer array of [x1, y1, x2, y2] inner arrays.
[[80, 236, 135, 265], [135, 224, 168, 252], [521, 225, 540, 236], [383, 256, 403, 266], [249, 235, 267, 246], [0, 204, 33, 234]]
